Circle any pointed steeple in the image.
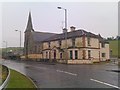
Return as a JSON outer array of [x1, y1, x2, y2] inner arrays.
[[25, 11, 34, 32]]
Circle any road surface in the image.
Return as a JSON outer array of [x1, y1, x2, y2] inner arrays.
[[0, 59, 119, 88]]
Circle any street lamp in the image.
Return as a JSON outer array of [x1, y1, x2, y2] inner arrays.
[[15, 30, 22, 55], [3, 41, 7, 58], [57, 6, 68, 64], [57, 7, 67, 29]]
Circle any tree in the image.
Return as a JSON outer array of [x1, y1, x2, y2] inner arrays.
[[115, 36, 120, 40]]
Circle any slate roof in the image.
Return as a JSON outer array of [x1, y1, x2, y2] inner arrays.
[[43, 29, 99, 42], [31, 32, 56, 42], [32, 29, 108, 43], [99, 37, 109, 43]]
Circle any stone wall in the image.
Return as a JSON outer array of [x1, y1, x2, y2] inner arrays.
[[67, 60, 92, 64]]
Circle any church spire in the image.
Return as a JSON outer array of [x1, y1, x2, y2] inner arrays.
[[25, 11, 34, 32]]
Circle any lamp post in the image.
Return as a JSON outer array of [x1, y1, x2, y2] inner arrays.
[[3, 41, 7, 58], [57, 6, 68, 64], [15, 30, 22, 56], [57, 7, 67, 29]]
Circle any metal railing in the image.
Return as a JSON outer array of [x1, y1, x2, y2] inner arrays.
[[0, 65, 10, 90]]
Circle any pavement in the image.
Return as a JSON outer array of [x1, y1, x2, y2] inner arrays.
[[0, 59, 119, 88]]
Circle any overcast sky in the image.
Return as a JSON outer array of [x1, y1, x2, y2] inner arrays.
[[0, 1, 118, 48]]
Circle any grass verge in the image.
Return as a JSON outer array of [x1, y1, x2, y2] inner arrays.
[[0, 65, 8, 85], [109, 40, 120, 57], [6, 69, 37, 89]]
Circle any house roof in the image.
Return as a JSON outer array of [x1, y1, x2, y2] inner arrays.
[[43, 29, 99, 42], [31, 29, 108, 43], [99, 37, 109, 43]]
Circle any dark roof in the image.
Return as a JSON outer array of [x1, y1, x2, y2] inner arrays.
[[97, 34, 109, 43], [43, 29, 99, 42], [32, 29, 108, 44], [32, 32, 56, 42], [99, 38, 109, 44]]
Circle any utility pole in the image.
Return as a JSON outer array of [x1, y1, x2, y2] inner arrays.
[[57, 7, 68, 64]]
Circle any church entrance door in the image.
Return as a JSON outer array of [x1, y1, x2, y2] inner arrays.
[[54, 50, 56, 60]]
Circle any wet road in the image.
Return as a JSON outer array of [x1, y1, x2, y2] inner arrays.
[[0, 59, 119, 88]]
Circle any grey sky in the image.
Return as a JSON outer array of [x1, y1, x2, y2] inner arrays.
[[1, 2, 118, 48]]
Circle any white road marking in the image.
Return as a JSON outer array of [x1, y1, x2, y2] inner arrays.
[[90, 78, 120, 89], [56, 70, 77, 76]]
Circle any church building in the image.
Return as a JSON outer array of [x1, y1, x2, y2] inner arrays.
[[23, 12, 110, 64]]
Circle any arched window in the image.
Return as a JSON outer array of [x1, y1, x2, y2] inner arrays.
[[54, 50, 56, 59]]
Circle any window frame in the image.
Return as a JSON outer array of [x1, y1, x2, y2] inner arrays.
[[46, 51, 48, 59], [87, 37, 91, 46], [60, 52, 62, 59], [59, 40, 61, 47], [70, 50, 73, 59], [88, 50, 91, 59], [101, 43, 105, 48], [75, 50, 78, 59], [102, 53, 106, 57]]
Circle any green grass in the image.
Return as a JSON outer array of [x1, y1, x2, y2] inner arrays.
[[0, 65, 8, 85], [109, 40, 120, 58], [1, 47, 23, 53], [6, 69, 36, 89]]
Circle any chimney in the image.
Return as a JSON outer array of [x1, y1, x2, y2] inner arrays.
[[63, 28, 67, 33], [70, 26, 76, 32]]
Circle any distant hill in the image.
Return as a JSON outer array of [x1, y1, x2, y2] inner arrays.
[[108, 40, 120, 58]]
